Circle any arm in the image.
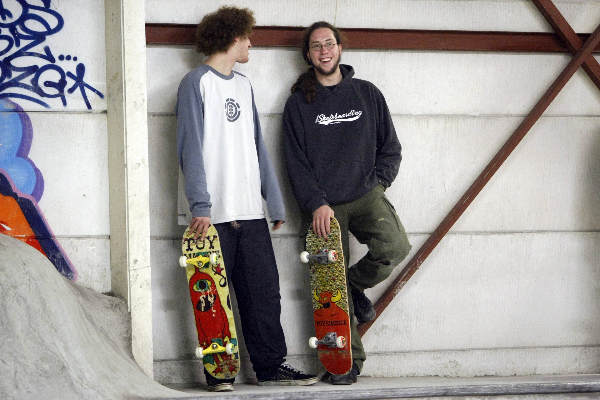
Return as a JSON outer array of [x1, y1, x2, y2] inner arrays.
[[374, 86, 402, 188], [252, 89, 286, 228], [176, 73, 211, 238], [282, 98, 328, 213], [282, 98, 333, 237]]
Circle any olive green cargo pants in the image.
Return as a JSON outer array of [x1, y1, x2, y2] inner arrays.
[[307, 184, 412, 371]]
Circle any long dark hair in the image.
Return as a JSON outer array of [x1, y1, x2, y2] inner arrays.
[[291, 21, 344, 103]]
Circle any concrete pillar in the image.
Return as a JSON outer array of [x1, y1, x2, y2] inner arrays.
[[105, 0, 153, 377]]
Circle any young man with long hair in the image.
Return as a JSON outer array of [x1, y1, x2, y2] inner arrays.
[[283, 21, 412, 385]]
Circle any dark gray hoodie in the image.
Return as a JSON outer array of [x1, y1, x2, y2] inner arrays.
[[283, 64, 402, 213]]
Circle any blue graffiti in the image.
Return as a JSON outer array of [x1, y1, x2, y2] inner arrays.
[[0, 0, 103, 109], [0, 99, 43, 200]]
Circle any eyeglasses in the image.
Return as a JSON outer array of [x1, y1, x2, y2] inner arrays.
[[309, 41, 338, 52]]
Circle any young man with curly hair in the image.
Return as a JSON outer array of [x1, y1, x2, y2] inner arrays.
[[283, 21, 412, 385], [176, 6, 317, 392]]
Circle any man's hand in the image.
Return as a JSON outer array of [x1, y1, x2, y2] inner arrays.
[[272, 220, 284, 231], [189, 216, 211, 240], [312, 205, 334, 238]]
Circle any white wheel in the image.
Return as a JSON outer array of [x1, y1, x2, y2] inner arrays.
[[327, 250, 337, 262], [209, 253, 218, 265], [225, 342, 234, 355], [300, 251, 310, 263], [308, 337, 318, 349], [195, 346, 204, 359], [336, 336, 346, 349], [179, 256, 188, 268]]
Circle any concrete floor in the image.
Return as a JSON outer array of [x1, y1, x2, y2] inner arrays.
[[3, 236, 600, 400], [156, 374, 600, 400]]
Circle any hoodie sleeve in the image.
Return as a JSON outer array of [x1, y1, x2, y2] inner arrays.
[[176, 72, 211, 218], [282, 96, 328, 213], [373, 85, 402, 188], [252, 89, 286, 222]]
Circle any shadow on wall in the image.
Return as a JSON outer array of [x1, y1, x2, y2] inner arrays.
[[590, 128, 600, 226], [585, 125, 600, 285]]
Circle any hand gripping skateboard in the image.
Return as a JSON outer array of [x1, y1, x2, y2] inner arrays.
[[300, 217, 352, 375], [179, 225, 239, 379]]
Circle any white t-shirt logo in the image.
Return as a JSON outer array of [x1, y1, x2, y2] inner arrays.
[[225, 98, 241, 122], [315, 109, 362, 126]]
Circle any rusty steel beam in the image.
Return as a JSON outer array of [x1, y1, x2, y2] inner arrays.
[[532, 0, 600, 90], [358, 21, 600, 336], [145, 24, 303, 47], [145, 23, 600, 53]]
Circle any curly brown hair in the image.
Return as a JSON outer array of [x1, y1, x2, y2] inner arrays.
[[195, 6, 255, 55]]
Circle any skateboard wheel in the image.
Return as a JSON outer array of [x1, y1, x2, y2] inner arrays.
[[336, 336, 346, 349], [225, 342, 234, 355], [308, 337, 318, 349], [195, 346, 204, 359], [327, 250, 337, 262], [300, 251, 310, 264], [179, 256, 188, 268], [209, 253, 218, 265]]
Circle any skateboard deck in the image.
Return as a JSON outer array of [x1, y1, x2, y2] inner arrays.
[[179, 225, 239, 379], [301, 217, 352, 375]]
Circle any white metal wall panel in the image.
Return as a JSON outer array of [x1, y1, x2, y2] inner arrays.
[[146, 0, 600, 381]]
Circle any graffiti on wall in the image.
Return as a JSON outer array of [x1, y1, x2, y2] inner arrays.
[[0, 1, 104, 279], [0, 0, 104, 109], [0, 99, 75, 279]]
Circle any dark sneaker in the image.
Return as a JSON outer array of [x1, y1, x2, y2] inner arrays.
[[207, 382, 233, 392], [327, 363, 360, 385], [351, 287, 376, 323], [205, 373, 234, 392], [257, 363, 318, 386]]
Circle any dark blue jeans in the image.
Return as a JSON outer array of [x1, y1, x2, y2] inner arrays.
[[212, 218, 286, 380]]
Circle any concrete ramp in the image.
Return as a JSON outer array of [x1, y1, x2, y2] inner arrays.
[[0, 234, 182, 400]]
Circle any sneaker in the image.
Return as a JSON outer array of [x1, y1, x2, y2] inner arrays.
[[327, 363, 360, 385], [257, 363, 318, 386], [205, 373, 234, 392], [351, 287, 376, 323], [207, 382, 233, 392]]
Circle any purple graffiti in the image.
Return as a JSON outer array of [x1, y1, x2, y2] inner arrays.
[[0, 0, 103, 109]]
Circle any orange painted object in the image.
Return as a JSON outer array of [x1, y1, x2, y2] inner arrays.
[[304, 217, 352, 375], [0, 195, 45, 254]]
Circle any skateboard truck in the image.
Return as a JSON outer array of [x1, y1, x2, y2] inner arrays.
[[300, 249, 337, 264], [179, 253, 219, 268], [195, 342, 236, 360], [308, 332, 346, 349]]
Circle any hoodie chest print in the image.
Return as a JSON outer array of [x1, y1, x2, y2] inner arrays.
[[314, 109, 363, 126]]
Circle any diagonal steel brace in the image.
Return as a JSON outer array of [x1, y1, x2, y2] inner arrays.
[[359, 20, 600, 336], [532, 0, 600, 90]]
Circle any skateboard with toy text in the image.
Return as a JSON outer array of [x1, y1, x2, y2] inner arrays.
[[179, 225, 239, 379], [300, 217, 352, 375]]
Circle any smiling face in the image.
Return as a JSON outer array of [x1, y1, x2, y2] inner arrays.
[[307, 27, 342, 80]]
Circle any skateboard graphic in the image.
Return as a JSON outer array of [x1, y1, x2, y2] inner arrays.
[[301, 217, 352, 375], [179, 225, 239, 379]]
